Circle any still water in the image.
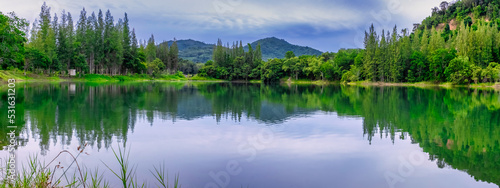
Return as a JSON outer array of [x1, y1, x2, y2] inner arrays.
[[1, 82, 499, 188]]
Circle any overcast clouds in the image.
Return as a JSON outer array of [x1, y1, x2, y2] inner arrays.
[[0, 0, 443, 52]]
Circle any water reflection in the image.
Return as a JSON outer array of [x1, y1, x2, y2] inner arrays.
[[0, 82, 499, 186]]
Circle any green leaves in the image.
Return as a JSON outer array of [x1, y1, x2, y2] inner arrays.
[[445, 56, 473, 84], [0, 12, 28, 69]]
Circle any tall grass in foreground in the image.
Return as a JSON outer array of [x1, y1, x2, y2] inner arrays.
[[0, 144, 180, 188]]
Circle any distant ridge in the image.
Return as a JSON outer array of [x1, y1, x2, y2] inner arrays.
[[164, 37, 323, 63], [245, 37, 323, 60]]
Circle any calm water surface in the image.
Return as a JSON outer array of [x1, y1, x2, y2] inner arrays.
[[1, 82, 499, 188]]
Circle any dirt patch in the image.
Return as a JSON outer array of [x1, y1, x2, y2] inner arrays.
[[436, 19, 457, 31], [436, 23, 446, 30], [449, 19, 457, 30]]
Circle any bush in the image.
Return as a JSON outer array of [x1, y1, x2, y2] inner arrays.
[[148, 58, 166, 78], [444, 56, 473, 84], [341, 65, 361, 83], [261, 58, 284, 82]]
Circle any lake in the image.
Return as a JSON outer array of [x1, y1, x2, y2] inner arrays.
[[1, 82, 499, 188]]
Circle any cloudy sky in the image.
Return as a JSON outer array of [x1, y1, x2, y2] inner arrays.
[[1, 0, 443, 52]]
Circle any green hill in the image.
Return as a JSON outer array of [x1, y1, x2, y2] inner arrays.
[[160, 39, 214, 63], [245, 37, 323, 60], [164, 38, 323, 63]]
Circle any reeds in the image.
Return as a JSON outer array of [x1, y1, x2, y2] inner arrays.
[[0, 144, 181, 188]]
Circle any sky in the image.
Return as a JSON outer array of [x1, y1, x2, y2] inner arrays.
[[0, 0, 444, 52]]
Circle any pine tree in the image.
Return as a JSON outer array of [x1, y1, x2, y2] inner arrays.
[[122, 13, 133, 73], [213, 39, 225, 66], [253, 42, 262, 66], [376, 30, 387, 81], [390, 25, 402, 82], [75, 8, 87, 73], [103, 9, 113, 73], [87, 12, 97, 73], [363, 24, 378, 81], [157, 41, 169, 71], [57, 10, 69, 70], [169, 39, 179, 73], [245, 43, 253, 67], [145, 34, 156, 62], [67, 12, 74, 70], [130, 28, 139, 72]]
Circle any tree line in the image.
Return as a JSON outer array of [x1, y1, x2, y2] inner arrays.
[[197, 1, 500, 84], [198, 38, 363, 82], [197, 39, 263, 80], [1, 3, 200, 77]]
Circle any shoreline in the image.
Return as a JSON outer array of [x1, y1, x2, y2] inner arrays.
[[2, 70, 499, 89], [346, 81, 500, 89]]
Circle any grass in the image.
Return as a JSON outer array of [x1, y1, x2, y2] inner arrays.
[[189, 75, 225, 81], [0, 69, 192, 84], [0, 70, 34, 82], [280, 77, 339, 85], [157, 73, 188, 81], [82, 74, 120, 82], [81, 72, 188, 82], [346, 80, 500, 89], [0, 144, 181, 188]]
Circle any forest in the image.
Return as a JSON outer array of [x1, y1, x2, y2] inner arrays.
[[2, 0, 500, 83], [190, 0, 500, 83], [0, 3, 200, 77]]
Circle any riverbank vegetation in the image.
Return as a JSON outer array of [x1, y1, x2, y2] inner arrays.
[[0, 69, 188, 82], [0, 146, 180, 188]]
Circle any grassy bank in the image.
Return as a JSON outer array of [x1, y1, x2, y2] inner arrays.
[[78, 73, 188, 82], [2, 70, 499, 89], [189, 75, 226, 82], [0, 146, 180, 188], [280, 77, 339, 85], [346, 80, 500, 89], [0, 70, 191, 83]]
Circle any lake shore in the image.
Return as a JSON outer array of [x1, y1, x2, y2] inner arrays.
[[346, 81, 500, 90], [2, 70, 500, 90], [0, 70, 220, 83]]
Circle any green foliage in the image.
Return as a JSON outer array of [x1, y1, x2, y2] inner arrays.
[[10, 1, 500, 85], [0, 11, 28, 69], [464, 16, 473, 27], [178, 58, 201, 74], [189, 75, 223, 81], [145, 34, 156, 63], [147, 58, 165, 77], [261, 58, 284, 82], [244, 37, 322, 60], [429, 48, 456, 81], [341, 65, 361, 82], [25, 47, 50, 70], [445, 56, 473, 84], [168, 39, 213, 63], [285, 51, 295, 59], [22, 3, 180, 76]]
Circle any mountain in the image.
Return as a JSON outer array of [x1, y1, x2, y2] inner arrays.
[[162, 39, 214, 63], [245, 37, 323, 60], [164, 37, 323, 63]]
